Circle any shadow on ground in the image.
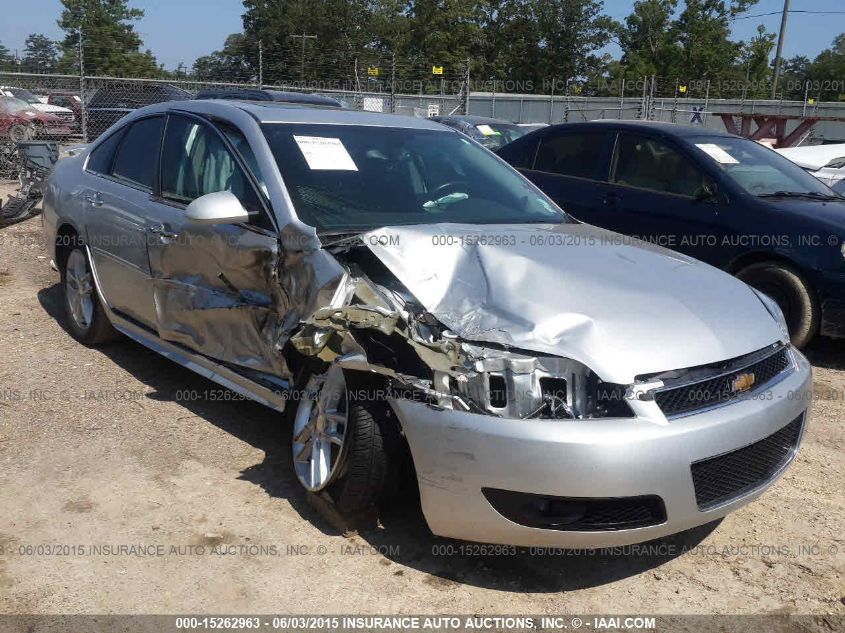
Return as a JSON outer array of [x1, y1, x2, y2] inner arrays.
[[39, 281, 720, 593]]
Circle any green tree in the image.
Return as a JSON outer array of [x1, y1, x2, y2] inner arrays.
[[192, 33, 254, 82], [22, 33, 59, 73], [56, 0, 160, 77], [737, 24, 775, 97], [617, 0, 680, 79], [670, 0, 757, 86], [0, 41, 14, 70], [805, 33, 845, 101]]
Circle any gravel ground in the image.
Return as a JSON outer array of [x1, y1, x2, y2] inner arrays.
[[0, 181, 842, 617]]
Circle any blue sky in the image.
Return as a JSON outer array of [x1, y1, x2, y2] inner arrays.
[[1, 0, 844, 70]]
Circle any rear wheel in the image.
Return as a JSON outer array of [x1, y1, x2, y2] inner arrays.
[[60, 243, 119, 345], [289, 365, 394, 516], [736, 262, 819, 349]]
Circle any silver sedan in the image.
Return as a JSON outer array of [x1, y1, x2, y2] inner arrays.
[[42, 99, 812, 547]]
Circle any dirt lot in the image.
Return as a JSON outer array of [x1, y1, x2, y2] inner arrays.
[[0, 180, 843, 617]]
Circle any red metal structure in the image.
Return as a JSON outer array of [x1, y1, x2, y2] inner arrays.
[[715, 113, 845, 148]]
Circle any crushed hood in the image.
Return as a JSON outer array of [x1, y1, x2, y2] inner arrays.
[[365, 222, 785, 384]]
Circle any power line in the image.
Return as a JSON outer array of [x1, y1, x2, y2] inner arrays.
[[732, 9, 845, 21]]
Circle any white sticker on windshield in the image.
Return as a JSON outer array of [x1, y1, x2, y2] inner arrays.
[[293, 136, 358, 171], [695, 143, 739, 164], [476, 124, 500, 136]]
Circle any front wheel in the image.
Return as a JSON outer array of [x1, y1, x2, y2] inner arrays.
[[737, 262, 819, 349], [289, 365, 395, 516]]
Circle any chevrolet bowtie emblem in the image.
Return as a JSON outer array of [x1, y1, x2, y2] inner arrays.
[[732, 372, 756, 393]]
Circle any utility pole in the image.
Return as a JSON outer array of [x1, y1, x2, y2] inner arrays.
[[78, 27, 87, 143], [258, 39, 263, 89], [770, 0, 790, 99], [289, 33, 317, 84]]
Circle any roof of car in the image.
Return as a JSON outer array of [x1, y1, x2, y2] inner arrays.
[[144, 99, 450, 130], [549, 119, 736, 138], [195, 88, 344, 107], [434, 115, 514, 125]]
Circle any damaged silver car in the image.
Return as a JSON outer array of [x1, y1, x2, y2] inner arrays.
[[43, 100, 812, 547]]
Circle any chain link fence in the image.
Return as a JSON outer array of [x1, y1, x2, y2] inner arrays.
[[1, 68, 844, 155]]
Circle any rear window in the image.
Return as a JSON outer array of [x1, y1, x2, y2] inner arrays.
[[111, 116, 165, 189], [87, 129, 126, 175]]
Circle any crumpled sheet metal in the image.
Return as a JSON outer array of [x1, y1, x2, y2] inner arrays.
[[152, 223, 344, 377], [364, 222, 783, 384]]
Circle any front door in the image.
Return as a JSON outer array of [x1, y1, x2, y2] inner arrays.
[[592, 132, 732, 264], [144, 113, 287, 376]]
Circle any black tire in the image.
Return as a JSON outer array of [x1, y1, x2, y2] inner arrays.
[[59, 240, 120, 345], [288, 367, 399, 516], [736, 262, 819, 349]]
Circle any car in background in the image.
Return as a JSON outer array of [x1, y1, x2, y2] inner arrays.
[[497, 120, 845, 348], [47, 93, 84, 128], [517, 122, 549, 133], [430, 115, 528, 150], [776, 143, 845, 189], [86, 83, 191, 140], [0, 96, 71, 139], [0, 86, 76, 126], [195, 88, 344, 108], [43, 98, 811, 549]]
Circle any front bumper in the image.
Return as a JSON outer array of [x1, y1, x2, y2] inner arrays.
[[391, 350, 812, 548]]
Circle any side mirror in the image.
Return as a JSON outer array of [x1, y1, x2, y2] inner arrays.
[[184, 191, 250, 224]]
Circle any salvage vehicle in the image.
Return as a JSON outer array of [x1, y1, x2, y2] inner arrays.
[[0, 97, 71, 139], [0, 86, 76, 126], [776, 143, 845, 189], [498, 121, 845, 347], [430, 115, 527, 150], [42, 101, 811, 548]]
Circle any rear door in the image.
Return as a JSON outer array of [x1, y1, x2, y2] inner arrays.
[[83, 115, 164, 328], [518, 128, 615, 222], [595, 132, 730, 263], [144, 113, 287, 375]]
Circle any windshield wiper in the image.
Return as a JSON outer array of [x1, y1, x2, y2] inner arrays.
[[759, 190, 845, 201]]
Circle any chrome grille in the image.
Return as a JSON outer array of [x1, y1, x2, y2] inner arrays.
[[654, 347, 790, 418]]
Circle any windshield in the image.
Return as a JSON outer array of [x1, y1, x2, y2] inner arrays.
[[0, 97, 33, 114], [473, 123, 527, 150], [690, 136, 834, 197], [261, 123, 565, 232], [8, 88, 39, 104]]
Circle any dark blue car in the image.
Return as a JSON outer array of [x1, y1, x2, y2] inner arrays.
[[497, 121, 845, 347]]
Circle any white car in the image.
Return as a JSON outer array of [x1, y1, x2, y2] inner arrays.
[[776, 143, 845, 189], [0, 86, 75, 124]]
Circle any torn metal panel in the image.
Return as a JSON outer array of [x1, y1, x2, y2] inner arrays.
[[363, 222, 784, 384], [148, 221, 326, 377]]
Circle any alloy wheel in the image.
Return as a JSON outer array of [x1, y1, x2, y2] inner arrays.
[[65, 249, 95, 330], [292, 365, 350, 491]]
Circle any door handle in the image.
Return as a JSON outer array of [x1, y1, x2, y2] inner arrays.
[[84, 192, 103, 207], [601, 192, 621, 206], [147, 223, 179, 240]]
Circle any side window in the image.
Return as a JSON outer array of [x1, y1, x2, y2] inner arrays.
[[497, 136, 538, 169], [160, 115, 267, 228], [111, 116, 165, 189], [612, 134, 708, 197], [534, 131, 608, 180], [87, 128, 126, 175]]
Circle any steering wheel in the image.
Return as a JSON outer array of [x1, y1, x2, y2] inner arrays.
[[429, 181, 469, 200]]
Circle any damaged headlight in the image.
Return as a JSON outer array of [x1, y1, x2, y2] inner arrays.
[[447, 349, 635, 420]]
